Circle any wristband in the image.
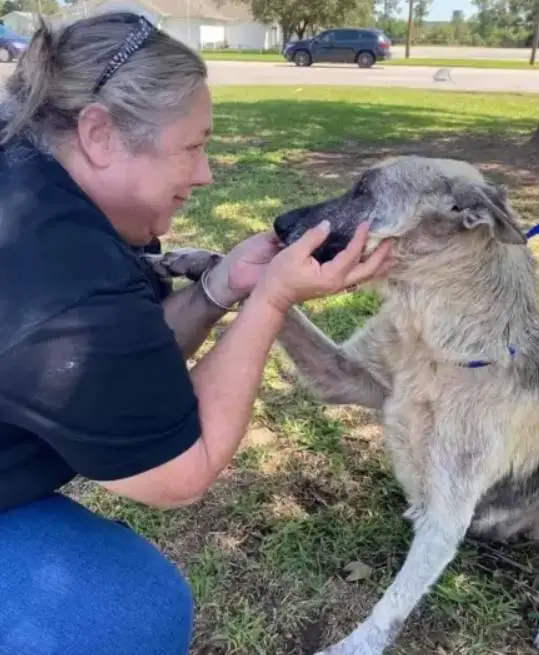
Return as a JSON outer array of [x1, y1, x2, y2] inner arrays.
[[200, 268, 238, 312]]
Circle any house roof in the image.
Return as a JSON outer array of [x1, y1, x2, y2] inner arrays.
[[53, 0, 254, 22], [154, 0, 252, 21]]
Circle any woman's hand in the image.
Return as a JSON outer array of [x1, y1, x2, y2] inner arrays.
[[252, 220, 393, 314], [204, 231, 283, 307]]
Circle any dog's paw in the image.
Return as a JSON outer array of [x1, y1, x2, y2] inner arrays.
[[315, 621, 394, 655], [146, 248, 223, 282], [315, 635, 376, 655], [315, 645, 371, 655]]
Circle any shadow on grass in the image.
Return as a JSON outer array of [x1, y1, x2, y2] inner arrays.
[[211, 98, 538, 151]]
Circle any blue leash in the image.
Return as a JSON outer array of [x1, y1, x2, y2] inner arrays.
[[526, 224, 539, 240], [462, 224, 538, 368]]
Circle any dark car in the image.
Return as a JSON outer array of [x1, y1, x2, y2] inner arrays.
[[282, 28, 391, 68], [0, 24, 29, 63]]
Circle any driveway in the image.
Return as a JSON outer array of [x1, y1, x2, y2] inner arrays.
[[207, 61, 539, 94]]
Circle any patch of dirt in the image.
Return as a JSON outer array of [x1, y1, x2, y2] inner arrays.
[[292, 132, 539, 179], [247, 426, 278, 448], [297, 616, 325, 654], [291, 476, 340, 513]]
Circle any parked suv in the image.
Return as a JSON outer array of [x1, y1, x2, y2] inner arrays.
[[283, 28, 391, 68]]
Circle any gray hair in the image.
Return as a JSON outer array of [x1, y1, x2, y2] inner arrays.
[[0, 11, 208, 152]]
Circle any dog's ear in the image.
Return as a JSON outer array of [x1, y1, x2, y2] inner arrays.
[[451, 179, 526, 245]]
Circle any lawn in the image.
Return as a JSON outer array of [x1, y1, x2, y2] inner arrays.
[[65, 86, 539, 654], [202, 49, 539, 69], [387, 57, 538, 69]]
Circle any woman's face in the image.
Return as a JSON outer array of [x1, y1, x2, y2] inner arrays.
[[73, 82, 214, 246]]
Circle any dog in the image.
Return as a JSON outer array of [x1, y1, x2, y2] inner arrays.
[[150, 155, 539, 654]]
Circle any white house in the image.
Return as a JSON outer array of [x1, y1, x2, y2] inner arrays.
[[52, 0, 281, 51]]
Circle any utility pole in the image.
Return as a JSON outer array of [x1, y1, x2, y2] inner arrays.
[[530, 0, 539, 66], [405, 0, 414, 58]]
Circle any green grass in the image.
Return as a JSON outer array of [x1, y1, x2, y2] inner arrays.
[[387, 57, 538, 69], [65, 85, 539, 654], [203, 49, 282, 62], [202, 48, 539, 69]]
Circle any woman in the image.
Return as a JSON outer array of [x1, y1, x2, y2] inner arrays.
[[0, 12, 392, 655]]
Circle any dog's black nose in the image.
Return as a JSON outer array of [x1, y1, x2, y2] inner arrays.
[[274, 206, 312, 243]]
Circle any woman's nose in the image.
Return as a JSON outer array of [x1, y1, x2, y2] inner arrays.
[[193, 154, 212, 188]]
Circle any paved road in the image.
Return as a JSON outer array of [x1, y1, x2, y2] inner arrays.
[[207, 60, 539, 94], [0, 58, 536, 94]]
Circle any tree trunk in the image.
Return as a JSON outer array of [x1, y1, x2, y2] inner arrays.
[[405, 0, 414, 58], [530, 1, 539, 66], [296, 20, 310, 39], [281, 22, 292, 48]]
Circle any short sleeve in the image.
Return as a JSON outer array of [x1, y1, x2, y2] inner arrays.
[[0, 281, 201, 481]]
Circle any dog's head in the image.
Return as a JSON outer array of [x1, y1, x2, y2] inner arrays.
[[273, 156, 526, 263]]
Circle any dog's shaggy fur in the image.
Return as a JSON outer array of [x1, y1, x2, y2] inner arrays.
[[152, 155, 539, 655]]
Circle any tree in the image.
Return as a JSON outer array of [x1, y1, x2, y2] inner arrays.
[[375, 0, 401, 34], [342, 0, 376, 27], [405, 0, 413, 56], [470, 0, 536, 46], [35, 0, 60, 13], [530, 0, 539, 64], [245, 0, 373, 45], [426, 23, 456, 43], [0, 0, 58, 12], [2, 0, 23, 12], [451, 9, 465, 39], [414, 0, 432, 29]]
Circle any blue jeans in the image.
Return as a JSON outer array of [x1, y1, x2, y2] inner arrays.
[[0, 493, 194, 654]]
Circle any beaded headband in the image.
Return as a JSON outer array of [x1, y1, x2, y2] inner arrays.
[[93, 15, 155, 94]]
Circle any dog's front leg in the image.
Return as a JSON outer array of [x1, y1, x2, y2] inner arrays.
[[277, 307, 392, 409], [316, 509, 473, 655], [316, 438, 494, 655]]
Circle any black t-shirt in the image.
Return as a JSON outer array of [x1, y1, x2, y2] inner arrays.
[[0, 136, 201, 511]]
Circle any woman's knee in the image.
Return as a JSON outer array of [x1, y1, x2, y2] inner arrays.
[[123, 552, 194, 654], [0, 495, 194, 655], [72, 514, 195, 654]]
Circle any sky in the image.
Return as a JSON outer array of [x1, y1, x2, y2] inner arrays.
[[401, 0, 476, 21]]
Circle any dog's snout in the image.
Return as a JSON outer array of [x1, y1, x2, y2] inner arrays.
[[274, 206, 312, 242]]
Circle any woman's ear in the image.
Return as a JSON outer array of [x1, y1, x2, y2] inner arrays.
[[77, 103, 122, 168]]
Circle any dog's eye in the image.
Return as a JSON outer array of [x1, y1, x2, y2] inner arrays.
[[451, 204, 461, 213], [352, 169, 379, 198], [352, 179, 369, 198]]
